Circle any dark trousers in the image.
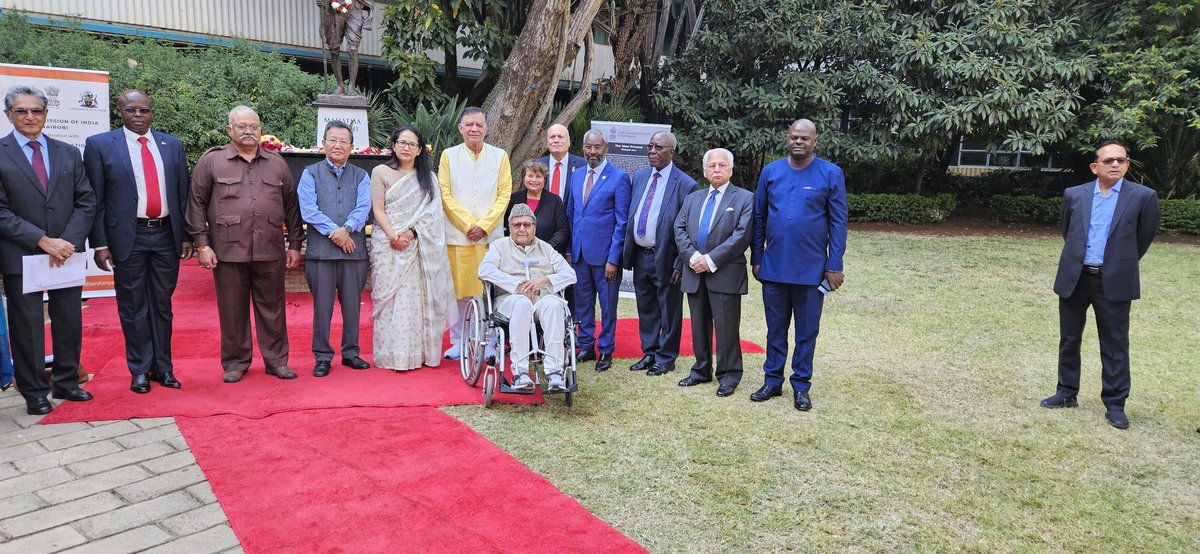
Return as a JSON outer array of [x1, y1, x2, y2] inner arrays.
[[213, 260, 289, 372], [573, 260, 621, 355], [686, 276, 742, 387], [304, 259, 368, 362], [762, 281, 825, 392], [1058, 272, 1132, 408], [112, 225, 179, 376], [631, 247, 683, 367], [2, 276, 82, 401]]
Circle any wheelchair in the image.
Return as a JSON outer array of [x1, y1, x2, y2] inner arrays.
[[459, 281, 578, 408]]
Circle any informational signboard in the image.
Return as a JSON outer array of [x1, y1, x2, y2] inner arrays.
[[590, 120, 671, 175], [590, 120, 673, 296], [316, 106, 370, 148], [0, 63, 115, 298]]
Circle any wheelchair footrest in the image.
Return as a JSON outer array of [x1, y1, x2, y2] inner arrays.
[[498, 384, 538, 395], [542, 383, 578, 395]]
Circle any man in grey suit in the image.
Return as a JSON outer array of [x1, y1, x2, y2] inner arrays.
[[298, 121, 372, 377], [673, 148, 753, 397], [1041, 140, 1160, 430], [0, 85, 97, 415], [623, 131, 699, 376]]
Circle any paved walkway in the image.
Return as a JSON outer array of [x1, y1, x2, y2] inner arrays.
[[0, 388, 242, 553]]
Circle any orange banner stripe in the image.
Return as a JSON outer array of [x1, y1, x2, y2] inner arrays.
[[0, 66, 109, 83]]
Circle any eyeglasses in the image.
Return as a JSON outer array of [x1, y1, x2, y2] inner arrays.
[[394, 140, 420, 150], [1098, 157, 1130, 166], [231, 123, 261, 132], [8, 108, 46, 117], [121, 107, 153, 115], [646, 144, 669, 152], [510, 222, 534, 228], [324, 138, 352, 146]]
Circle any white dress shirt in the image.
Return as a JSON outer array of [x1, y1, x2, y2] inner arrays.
[[123, 126, 168, 218], [689, 182, 728, 272]]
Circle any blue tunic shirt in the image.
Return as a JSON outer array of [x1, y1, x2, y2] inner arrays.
[[751, 156, 848, 285]]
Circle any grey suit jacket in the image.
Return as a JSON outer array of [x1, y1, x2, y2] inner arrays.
[[623, 165, 699, 278], [673, 183, 753, 295], [0, 132, 96, 275], [1053, 180, 1159, 302]]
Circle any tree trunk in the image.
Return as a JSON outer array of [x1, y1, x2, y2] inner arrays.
[[609, 0, 657, 95], [485, 0, 607, 158]]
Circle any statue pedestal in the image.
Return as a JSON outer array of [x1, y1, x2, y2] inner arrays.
[[314, 94, 371, 148]]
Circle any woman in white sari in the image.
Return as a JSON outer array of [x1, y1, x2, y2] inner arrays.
[[369, 126, 456, 371]]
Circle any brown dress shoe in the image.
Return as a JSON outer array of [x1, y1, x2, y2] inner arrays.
[[266, 366, 298, 380]]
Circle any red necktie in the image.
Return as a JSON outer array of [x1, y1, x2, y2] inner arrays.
[[139, 137, 162, 218], [28, 140, 48, 191], [551, 161, 562, 196]]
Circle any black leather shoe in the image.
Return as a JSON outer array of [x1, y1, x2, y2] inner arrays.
[[150, 371, 181, 389], [576, 349, 597, 363], [51, 387, 94, 402], [646, 363, 673, 377], [1040, 394, 1078, 409], [342, 357, 370, 370], [794, 390, 812, 411], [26, 397, 53, 415], [677, 375, 712, 387], [630, 355, 653, 371], [750, 385, 782, 402], [595, 354, 612, 372], [130, 374, 151, 394], [716, 384, 736, 397], [313, 361, 331, 377], [1105, 408, 1129, 429]]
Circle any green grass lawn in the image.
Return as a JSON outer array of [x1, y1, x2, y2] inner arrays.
[[444, 230, 1200, 552]]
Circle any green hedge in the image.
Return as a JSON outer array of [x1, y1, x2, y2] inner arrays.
[[988, 195, 1200, 234], [0, 14, 321, 161], [847, 193, 957, 224]]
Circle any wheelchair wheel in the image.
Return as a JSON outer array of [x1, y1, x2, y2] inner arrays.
[[483, 372, 495, 408], [461, 297, 485, 386], [564, 389, 575, 406]]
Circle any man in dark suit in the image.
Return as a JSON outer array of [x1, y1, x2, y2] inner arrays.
[[673, 148, 753, 397], [750, 119, 848, 411], [538, 123, 586, 208], [1041, 140, 1160, 430], [622, 131, 698, 377], [0, 85, 97, 414], [85, 89, 192, 394], [566, 130, 631, 371]]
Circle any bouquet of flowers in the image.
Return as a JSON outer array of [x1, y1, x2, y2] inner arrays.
[[331, 0, 353, 14]]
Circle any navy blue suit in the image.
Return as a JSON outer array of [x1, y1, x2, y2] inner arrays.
[[538, 153, 586, 210], [0, 131, 95, 401], [84, 128, 190, 377], [622, 165, 698, 368], [567, 160, 631, 355], [751, 156, 848, 392]]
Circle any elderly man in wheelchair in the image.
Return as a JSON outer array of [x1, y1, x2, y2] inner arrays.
[[477, 204, 577, 391]]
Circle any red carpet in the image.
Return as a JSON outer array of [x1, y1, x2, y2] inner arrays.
[[177, 407, 646, 554]]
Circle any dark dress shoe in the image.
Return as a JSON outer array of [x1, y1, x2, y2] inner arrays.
[[1040, 394, 1078, 409], [313, 361, 331, 377], [1106, 408, 1129, 429], [794, 390, 812, 411], [595, 354, 612, 371], [750, 385, 782, 402], [130, 374, 151, 394], [646, 363, 674, 377], [26, 397, 53, 415], [51, 387, 94, 402], [150, 371, 182, 389], [576, 349, 597, 363], [716, 384, 737, 397], [342, 357, 370, 370], [630, 355, 653, 371], [678, 375, 712, 387], [223, 370, 247, 383], [266, 366, 297, 380]]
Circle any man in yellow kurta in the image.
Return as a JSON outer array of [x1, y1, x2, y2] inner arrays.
[[439, 107, 512, 359]]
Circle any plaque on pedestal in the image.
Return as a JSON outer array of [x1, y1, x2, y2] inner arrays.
[[315, 94, 370, 148]]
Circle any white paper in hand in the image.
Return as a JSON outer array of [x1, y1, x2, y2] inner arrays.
[[22, 253, 87, 294]]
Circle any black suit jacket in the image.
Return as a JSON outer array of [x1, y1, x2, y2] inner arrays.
[[623, 165, 699, 278], [504, 189, 570, 254], [0, 132, 96, 275], [84, 128, 191, 260], [538, 153, 586, 210], [1054, 180, 1159, 302]]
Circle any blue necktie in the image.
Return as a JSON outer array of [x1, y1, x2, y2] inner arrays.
[[696, 190, 718, 254], [636, 172, 660, 237]]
